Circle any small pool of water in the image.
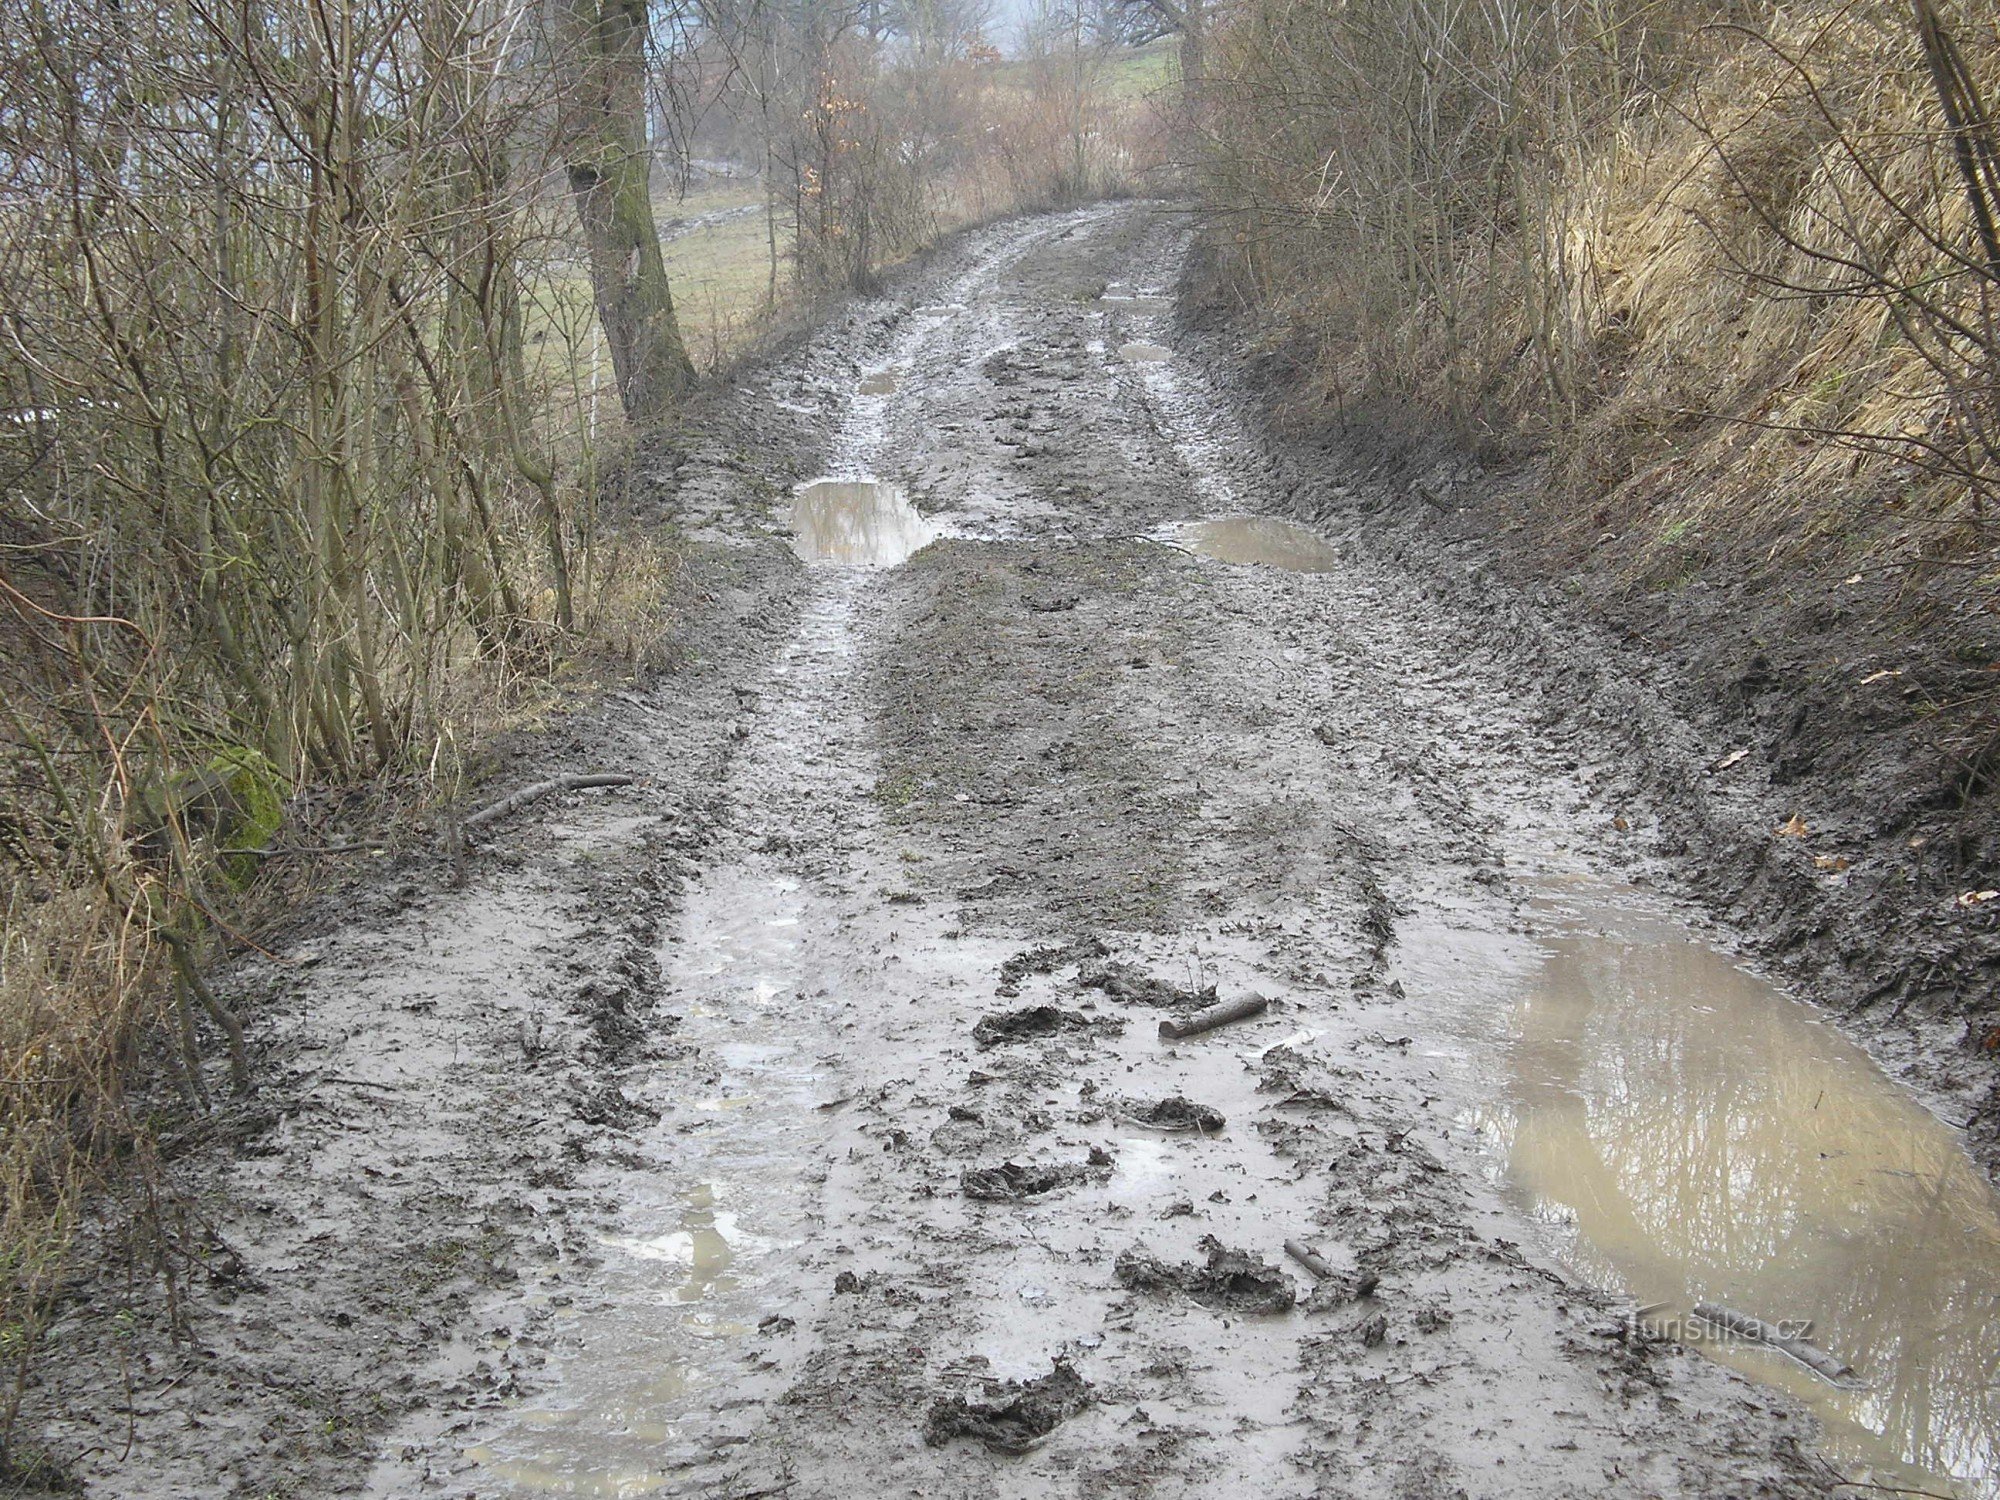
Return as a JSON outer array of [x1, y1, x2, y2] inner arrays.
[[1408, 884, 2000, 1497], [1119, 342, 1172, 363], [1181, 516, 1342, 573], [858, 370, 899, 396], [789, 479, 938, 566]]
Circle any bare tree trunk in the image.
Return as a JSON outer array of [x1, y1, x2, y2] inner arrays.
[[561, 0, 697, 424]]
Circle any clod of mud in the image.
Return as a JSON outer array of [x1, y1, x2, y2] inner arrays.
[[1115, 1236, 1296, 1314], [996, 936, 1110, 996], [972, 1004, 1111, 1046], [961, 1151, 1113, 1201], [923, 1359, 1094, 1455], [1259, 1045, 1363, 1112], [1119, 1096, 1225, 1133], [1081, 962, 1217, 1010]]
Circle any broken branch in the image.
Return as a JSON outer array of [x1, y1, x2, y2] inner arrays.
[[1159, 993, 1269, 1040], [462, 773, 636, 834]]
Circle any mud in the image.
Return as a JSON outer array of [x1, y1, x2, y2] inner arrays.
[[963, 1155, 1112, 1201], [1081, 961, 1217, 1009], [25, 201, 1998, 1499], [1119, 1096, 1226, 1133], [971, 1003, 1109, 1046], [1114, 1238, 1297, 1315], [923, 1359, 1095, 1453], [996, 935, 1111, 995]]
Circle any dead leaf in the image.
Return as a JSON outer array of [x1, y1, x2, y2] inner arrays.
[[1859, 669, 1902, 685], [1612, 816, 1630, 832], [1774, 813, 1809, 838], [1956, 889, 2000, 909], [1813, 854, 1850, 872], [1711, 747, 1750, 772]]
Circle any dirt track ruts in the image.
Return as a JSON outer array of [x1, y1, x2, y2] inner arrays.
[[23, 202, 1863, 1499]]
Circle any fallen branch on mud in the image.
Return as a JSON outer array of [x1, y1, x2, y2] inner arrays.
[[444, 773, 639, 883], [463, 773, 637, 833], [1283, 1239, 1337, 1279], [1284, 1240, 1380, 1300], [1159, 993, 1269, 1040], [1693, 1302, 1856, 1385]]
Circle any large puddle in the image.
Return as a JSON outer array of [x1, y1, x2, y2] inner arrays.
[[789, 479, 937, 566], [1411, 884, 2000, 1497], [1181, 516, 1342, 572]]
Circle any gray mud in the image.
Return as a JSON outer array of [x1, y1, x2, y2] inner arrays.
[[23, 202, 2000, 1500]]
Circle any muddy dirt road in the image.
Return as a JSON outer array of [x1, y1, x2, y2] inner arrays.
[[32, 204, 2000, 1499]]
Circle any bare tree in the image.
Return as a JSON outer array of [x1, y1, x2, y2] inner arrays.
[[562, 0, 700, 421]]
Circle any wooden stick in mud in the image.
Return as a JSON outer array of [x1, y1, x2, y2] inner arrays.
[[1159, 993, 1270, 1040], [1692, 1303, 1855, 1384], [1284, 1240, 1337, 1279], [463, 773, 636, 834]]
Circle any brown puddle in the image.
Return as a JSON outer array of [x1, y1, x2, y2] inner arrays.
[[789, 479, 938, 566], [858, 370, 899, 396], [1181, 516, 1342, 572], [1415, 885, 2000, 1498], [1118, 342, 1172, 363]]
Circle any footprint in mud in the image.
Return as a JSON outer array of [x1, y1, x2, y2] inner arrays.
[[1115, 1237, 1297, 1314], [961, 1150, 1114, 1201], [924, 1360, 1094, 1455], [1118, 1096, 1226, 1134], [971, 1004, 1116, 1046]]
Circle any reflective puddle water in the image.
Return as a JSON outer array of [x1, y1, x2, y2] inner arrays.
[[1181, 516, 1342, 572], [857, 370, 899, 396], [1410, 885, 2000, 1498], [1119, 342, 1172, 363], [455, 863, 832, 1495], [789, 479, 938, 566]]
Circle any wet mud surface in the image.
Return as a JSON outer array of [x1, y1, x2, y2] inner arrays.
[[24, 203, 2000, 1498]]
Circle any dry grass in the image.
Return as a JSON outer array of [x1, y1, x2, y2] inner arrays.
[[1205, 0, 2000, 602]]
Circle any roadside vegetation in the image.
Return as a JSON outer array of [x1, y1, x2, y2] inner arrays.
[[0, 0, 1168, 1474], [1196, 0, 2000, 767]]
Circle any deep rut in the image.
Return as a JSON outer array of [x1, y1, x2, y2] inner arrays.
[[43, 202, 2000, 1500], [369, 206, 1835, 1498]]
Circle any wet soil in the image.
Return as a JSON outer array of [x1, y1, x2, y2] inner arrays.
[[22, 202, 2000, 1498], [1180, 262, 2000, 1178]]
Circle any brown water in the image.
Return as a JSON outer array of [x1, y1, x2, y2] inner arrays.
[[858, 370, 899, 396], [1118, 342, 1172, 363], [1412, 885, 2000, 1497], [1181, 516, 1343, 572], [789, 479, 938, 566]]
